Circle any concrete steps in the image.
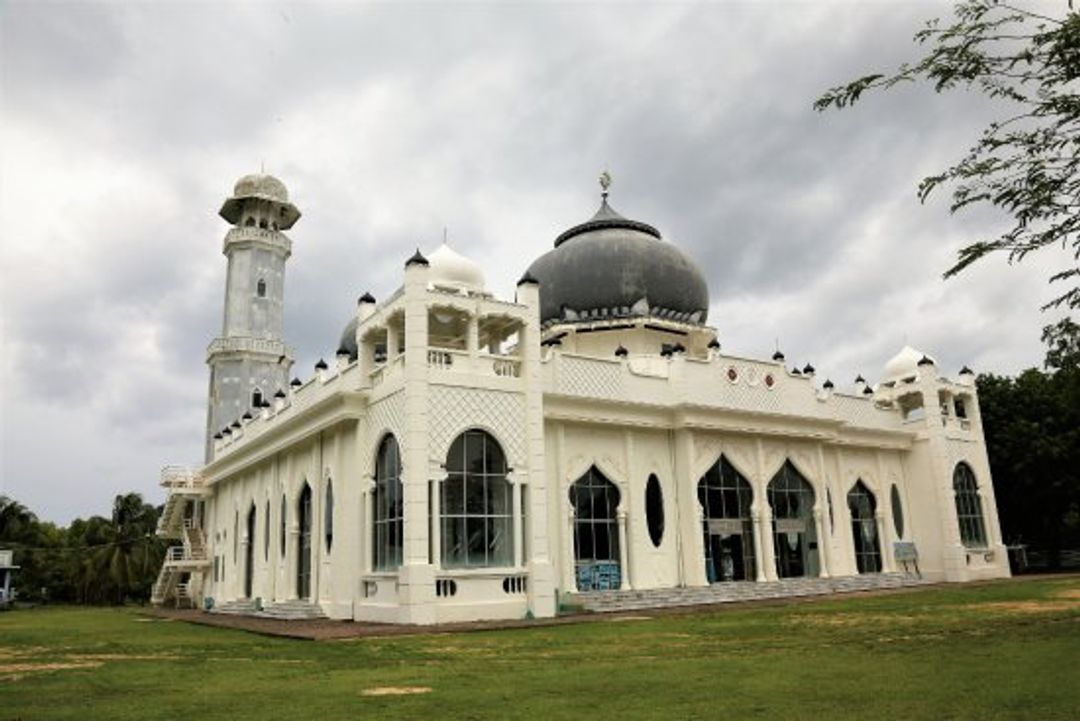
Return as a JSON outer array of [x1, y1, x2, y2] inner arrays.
[[258, 600, 327, 621], [570, 573, 931, 613], [210, 598, 326, 621]]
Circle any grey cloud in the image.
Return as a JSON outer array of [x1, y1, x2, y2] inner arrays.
[[2, 1, 1061, 522]]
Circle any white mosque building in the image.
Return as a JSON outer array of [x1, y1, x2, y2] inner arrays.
[[152, 173, 1010, 623]]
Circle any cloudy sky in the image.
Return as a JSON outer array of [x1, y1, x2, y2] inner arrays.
[[1, 0, 1070, 523]]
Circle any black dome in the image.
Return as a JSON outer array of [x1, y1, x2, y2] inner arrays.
[[339, 316, 359, 361], [525, 197, 709, 325]]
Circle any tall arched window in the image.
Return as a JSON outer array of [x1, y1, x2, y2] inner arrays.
[[768, 461, 819, 578], [847, 480, 881, 573], [441, 429, 512, 568], [297, 483, 313, 599], [953, 462, 987, 547], [280, 493, 287, 557], [698, 456, 756, 582], [570, 466, 621, 591], [324, 480, 334, 554], [373, 435, 403, 571], [244, 504, 256, 598]]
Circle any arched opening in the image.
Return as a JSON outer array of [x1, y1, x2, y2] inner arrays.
[[324, 480, 334, 554], [645, 474, 664, 548], [847, 481, 881, 573], [698, 456, 756, 582], [373, 434, 403, 571], [768, 461, 819, 578], [256, 278, 266, 298], [441, 429, 512, 568], [570, 466, 621, 591], [953, 462, 987, 547], [296, 483, 312, 599], [279, 494, 287, 557], [251, 388, 263, 410], [245, 216, 255, 227], [259, 218, 268, 229], [244, 504, 256, 598]]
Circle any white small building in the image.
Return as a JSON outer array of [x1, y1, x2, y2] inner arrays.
[[152, 173, 1010, 622], [0, 550, 18, 607]]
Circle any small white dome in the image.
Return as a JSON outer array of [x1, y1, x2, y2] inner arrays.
[[428, 243, 485, 292], [883, 345, 935, 382]]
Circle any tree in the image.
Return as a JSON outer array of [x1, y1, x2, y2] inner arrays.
[[815, 1, 1080, 310], [979, 319, 1080, 566]]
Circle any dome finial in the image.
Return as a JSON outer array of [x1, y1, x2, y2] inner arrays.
[[599, 170, 612, 199]]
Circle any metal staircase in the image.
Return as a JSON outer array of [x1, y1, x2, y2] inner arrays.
[[152, 467, 210, 608]]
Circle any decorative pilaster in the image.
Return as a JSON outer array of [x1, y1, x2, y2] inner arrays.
[[617, 509, 630, 590], [814, 509, 830, 578]]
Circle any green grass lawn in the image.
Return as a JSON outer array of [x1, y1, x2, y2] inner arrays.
[[2, 577, 1079, 720]]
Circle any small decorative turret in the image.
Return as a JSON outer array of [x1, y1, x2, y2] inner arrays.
[[290, 377, 302, 387], [405, 248, 429, 267], [614, 344, 629, 358], [802, 363, 815, 376], [823, 379, 834, 390], [772, 350, 785, 362], [314, 358, 328, 371]]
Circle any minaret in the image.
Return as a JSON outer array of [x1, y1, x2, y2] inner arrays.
[[205, 173, 301, 460]]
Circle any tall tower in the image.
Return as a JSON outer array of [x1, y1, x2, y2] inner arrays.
[[205, 173, 300, 460]]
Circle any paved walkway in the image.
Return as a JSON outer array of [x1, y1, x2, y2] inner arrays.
[[145, 578, 951, 640]]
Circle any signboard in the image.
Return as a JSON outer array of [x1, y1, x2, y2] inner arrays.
[[775, 519, 806, 534], [893, 541, 918, 562], [707, 519, 744, 536]]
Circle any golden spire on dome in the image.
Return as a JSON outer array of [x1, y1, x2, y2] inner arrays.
[[599, 170, 612, 198]]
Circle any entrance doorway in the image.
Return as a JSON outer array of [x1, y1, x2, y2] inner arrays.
[[296, 484, 312, 600], [848, 480, 882, 573], [698, 456, 756, 582], [768, 461, 820, 578], [570, 466, 621, 591]]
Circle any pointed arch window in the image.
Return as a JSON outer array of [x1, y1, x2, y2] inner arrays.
[[252, 388, 263, 409], [280, 493, 287, 557], [953, 462, 987, 548], [441, 429, 512, 568], [256, 278, 267, 298], [847, 480, 882, 573], [324, 479, 334, 554], [767, 461, 819, 578], [698, 456, 755, 582], [570, 466, 621, 591], [373, 435, 403, 570]]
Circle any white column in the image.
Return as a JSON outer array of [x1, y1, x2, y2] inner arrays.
[[875, 511, 893, 572], [761, 507, 778, 581], [362, 478, 374, 574], [430, 476, 442, 568], [814, 509, 830, 578], [287, 524, 300, 599], [467, 316, 479, 359], [565, 506, 577, 591], [617, 509, 630, 590], [751, 511, 767, 582], [512, 477, 523, 569]]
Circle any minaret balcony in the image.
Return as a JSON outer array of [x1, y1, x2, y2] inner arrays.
[[223, 226, 292, 255], [206, 336, 293, 360]]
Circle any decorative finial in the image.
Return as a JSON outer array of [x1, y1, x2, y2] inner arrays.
[[443, 226, 448, 245], [599, 170, 612, 198]]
